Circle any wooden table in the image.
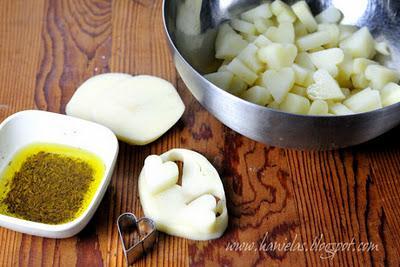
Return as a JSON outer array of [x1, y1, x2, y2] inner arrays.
[[0, 0, 399, 266]]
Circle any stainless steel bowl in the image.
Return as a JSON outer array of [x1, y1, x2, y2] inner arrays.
[[162, 0, 400, 150]]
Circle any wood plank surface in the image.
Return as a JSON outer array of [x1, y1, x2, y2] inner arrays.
[[0, 0, 399, 266]]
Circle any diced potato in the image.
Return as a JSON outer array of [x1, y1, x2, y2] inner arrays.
[[210, 2, 399, 116], [303, 73, 315, 87], [308, 99, 329, 115], [329, 103, 355, 115], [341, 88, 351, 97], [229, 75, 248, 95], [237, 43, 265, 73], [240, 86, 272, 106], [257, 43, 297, 69], [297, 31, 333, 51], [215, 23, 235, 41], [218, 65, 229, 72], [351, 73, 369, 89], [309, 48, 344, 69], [315, 6, 343, 24], [295, 52, 316, 70], [253, 35, 273, 48], [343, 87, 382, 112], [291, 1, 318, 32], [231, 19, 257, 35], [339, 27, 375, 58], [318, 23, 340, 48], [268, 101, 280, 109], [279, 93, 311, 114], [204, 71, 233, 90], [380, 82, 400, 107], [336, 72, 353, 88], [261, 67, 295, 103], [215, 28, 248, 60], [242, 33, 257, 42], [292, 64, 311, 87], [226, 59, 258, 85], [291, 85, 307, 96], [337, 52, 353, 81], [353, 58, 377, 74], [254, 18, 272, 33], [265, 22, 295, 43], [339, 24, 358, 41], [241, 3, 273, 23], [307, 69, 345, 100], [375, 41, 390, 56], [294, 21, 308, 37], [271, 0, 297, 23], [365, 65, 400, 90], [350, 88, 363, 96]]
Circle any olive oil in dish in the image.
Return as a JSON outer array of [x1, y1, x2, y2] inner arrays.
[[0, 143, 105, 224]]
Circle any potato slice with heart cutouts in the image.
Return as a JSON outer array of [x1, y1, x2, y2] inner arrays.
[[138, 149, 228, 240]]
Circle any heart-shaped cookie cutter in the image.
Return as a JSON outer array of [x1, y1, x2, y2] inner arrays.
[[117, 213, 158, 265]]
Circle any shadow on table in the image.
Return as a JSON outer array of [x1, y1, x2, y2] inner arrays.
[[353, 124, 400, 152]]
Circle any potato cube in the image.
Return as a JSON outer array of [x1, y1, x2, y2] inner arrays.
[[261, 67, 295, 103], [341, 88, 351, 97], [339, 25, 358, 41], [204, 71, 233, 90], [215, 30, 248, 60], [258, 43, 297, 69], [268, 101, 280, 109], [344, 87, 382, 112], [315, 6, 343, 24], [292, 64, 311, 87], [351, 73, 368, 89], [309, 48, 344, 69], [253, 35, 273, 48], [226, 59, 258, 85], [265, 22, 295, 43], [218, 65, 229, 72], [229, 75, 248, 95], [337, 52, 353, 81], [237, 43, 265, 73], [292, 1, 318, 32], [307, 69, 345, 100], [375, 41, 390, 56], [353, 58, 377, 74], [241, 3, 273, 23], [329, 103, 355, 115], [291, 85, 307, 96], [365, 65, 400, 90], [297, 31, 333, 51], [339, 27, 375, 58], [308, 99, 329, 115], [254, 18, 273, 34], [242, 33, 257, 42], [279, 93, 311, 114], [231, 19, 257, 35], [294, 21, 308, 38], [380, 82, 400, 107], [318, 24, 340, 48], [240, 86, 272, 106], [271, 0, 297, 23], [295, 52, 316, 70]]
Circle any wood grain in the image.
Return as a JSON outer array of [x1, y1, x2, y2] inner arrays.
[[0, 0, 399, 266]]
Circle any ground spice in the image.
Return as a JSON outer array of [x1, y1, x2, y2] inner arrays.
[[3, 151, 95, 224]]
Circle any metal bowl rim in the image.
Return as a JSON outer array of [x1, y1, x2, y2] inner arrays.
[[161, 0, 400, 119]]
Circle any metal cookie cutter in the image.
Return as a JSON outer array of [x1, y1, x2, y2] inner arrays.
[[117, 213, 158, 265]]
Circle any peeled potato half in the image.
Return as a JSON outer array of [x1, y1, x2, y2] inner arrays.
[[66, 73, 185, 145]]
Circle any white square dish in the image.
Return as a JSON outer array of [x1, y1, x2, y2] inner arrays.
[[0, 110, 119, 238]]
